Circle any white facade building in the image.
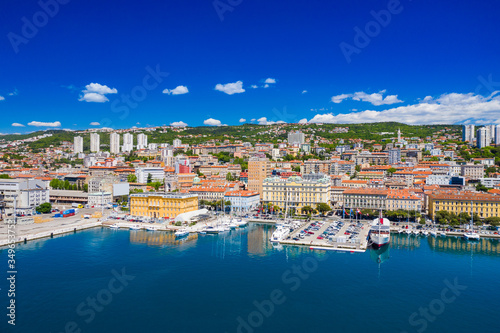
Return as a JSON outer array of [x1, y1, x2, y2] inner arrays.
[[110, 132, 120, 154], [477, 127, 489, 148], [135, 167, 165, 183], [123, 133, 134, 152], [74, 136, 83, 154], [462, 124, 475, 143], [224, 190, 260, 213], [288, 131, 305, 144], [90, 133, 100, 153], [87, 192, 113, 207], [137, 133, 148, 150], [0, 179, 49, 215], [173, 139, 182, 148]]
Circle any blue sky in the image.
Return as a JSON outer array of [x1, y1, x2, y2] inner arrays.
[[1, 0, 500, 133]]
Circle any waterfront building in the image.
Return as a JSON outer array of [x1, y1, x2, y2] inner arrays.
[[130, 192, 198, 219], [262, 175, 331, 213], [302, 159, 331, 175], [74, 136, 83, 154], [87, 192, 112, 207], [343, 188, 387, 210], [427, 191, 500, 219], [0, 179, 49, 215], [90, 133, 100, 153], [188, 186, 226, 202], [224, 190, 260, 213], [110, 132, 120, 154]]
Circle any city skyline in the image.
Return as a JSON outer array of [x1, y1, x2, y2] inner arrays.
[[1, 0, 500, 133]]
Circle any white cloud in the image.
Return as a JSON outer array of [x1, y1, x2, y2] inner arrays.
[[298, 118, 308, 124], [163, 85, 189, 95], [11, 123, 25, 127], [331, 90, 403, 106], [263, 84, 270, 88], [28, 121, 61, 127], [204, 118, 222, 126], [250, 85, 258, 89], [8, 89, 18, 96], [239, 118, 246, 123], [257, 117, 286, 125], [170, 121, 188, 127], [90, 122, 100, 126], [215, 81, 245, 95], [265, 78, 276, 84], [251, 118, 256, 121], [79, 83, 117, 103], [136, 122, 140, 125], [0, 96, 4, 101], [302, 90, 308, 94], [308, 92, 500, 125]]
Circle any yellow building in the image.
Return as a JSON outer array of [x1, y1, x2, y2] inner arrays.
[[427, 191, 500, 219], [262, 175, 331, 213], [130, 192, 198, 219]]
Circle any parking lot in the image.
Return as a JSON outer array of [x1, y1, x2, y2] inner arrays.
[[282, 219, 371, 250]]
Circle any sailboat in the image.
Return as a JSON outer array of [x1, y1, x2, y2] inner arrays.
[[463, 201, 480, 241]]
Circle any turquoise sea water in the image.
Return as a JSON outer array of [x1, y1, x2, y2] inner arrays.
[[1, 223, 500, 333]]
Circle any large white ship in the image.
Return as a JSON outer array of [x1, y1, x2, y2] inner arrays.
[[270, 225, 291, 243], [369, 215, 391, 248]]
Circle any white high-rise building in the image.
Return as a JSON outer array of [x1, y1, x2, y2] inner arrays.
[[123, 133, 134, 152], [110, 132, 120, 154], [477, 127, 489, 148], [287, 131, 305, 145], [173, 139, 182, 148], [495, 125, 500, 145], [137, 133, 148, 150], [90, 133, 100, 153], [388, 148, 401, 164], [488, 125, 496, 143], [462, 125, 475, 143], [74, 136, 83, 153]]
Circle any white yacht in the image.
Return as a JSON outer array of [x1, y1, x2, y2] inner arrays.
[[234, 218, 248, 227], [129, 224, 141, 230], [146, 225, 159, 231], [270, 226, 291, 243], [430, 230, 438, 237], [175, 228, 189, 237], [369, 215, 391, 248], [109, 223, 119, 229]]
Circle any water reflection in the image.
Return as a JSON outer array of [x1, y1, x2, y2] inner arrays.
[[391, 233, 500, 256], [129, 229, 199, 248]]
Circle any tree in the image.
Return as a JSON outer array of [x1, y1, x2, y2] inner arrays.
[[430, 156, 439, 161], [147, 173, 153, 184], [387, 167, 397, 175], [0, 174, 11, 179], [484, 216, 500, 226], [83, 184, 88, 192], [292, 165, 301, 173], [301, 205, 313, 215], [355, 165, 361, 172], [36, 202, 52, 214], [316, 203, 331, 215], [150, 181, 162, 191], [127, 174, 137, 183], [226, 172, 234, 181], [476, 183, 489, 192]]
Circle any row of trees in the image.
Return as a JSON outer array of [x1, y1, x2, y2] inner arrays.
[[50, 179, 88, 192], [434, 210, 500, 226]]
